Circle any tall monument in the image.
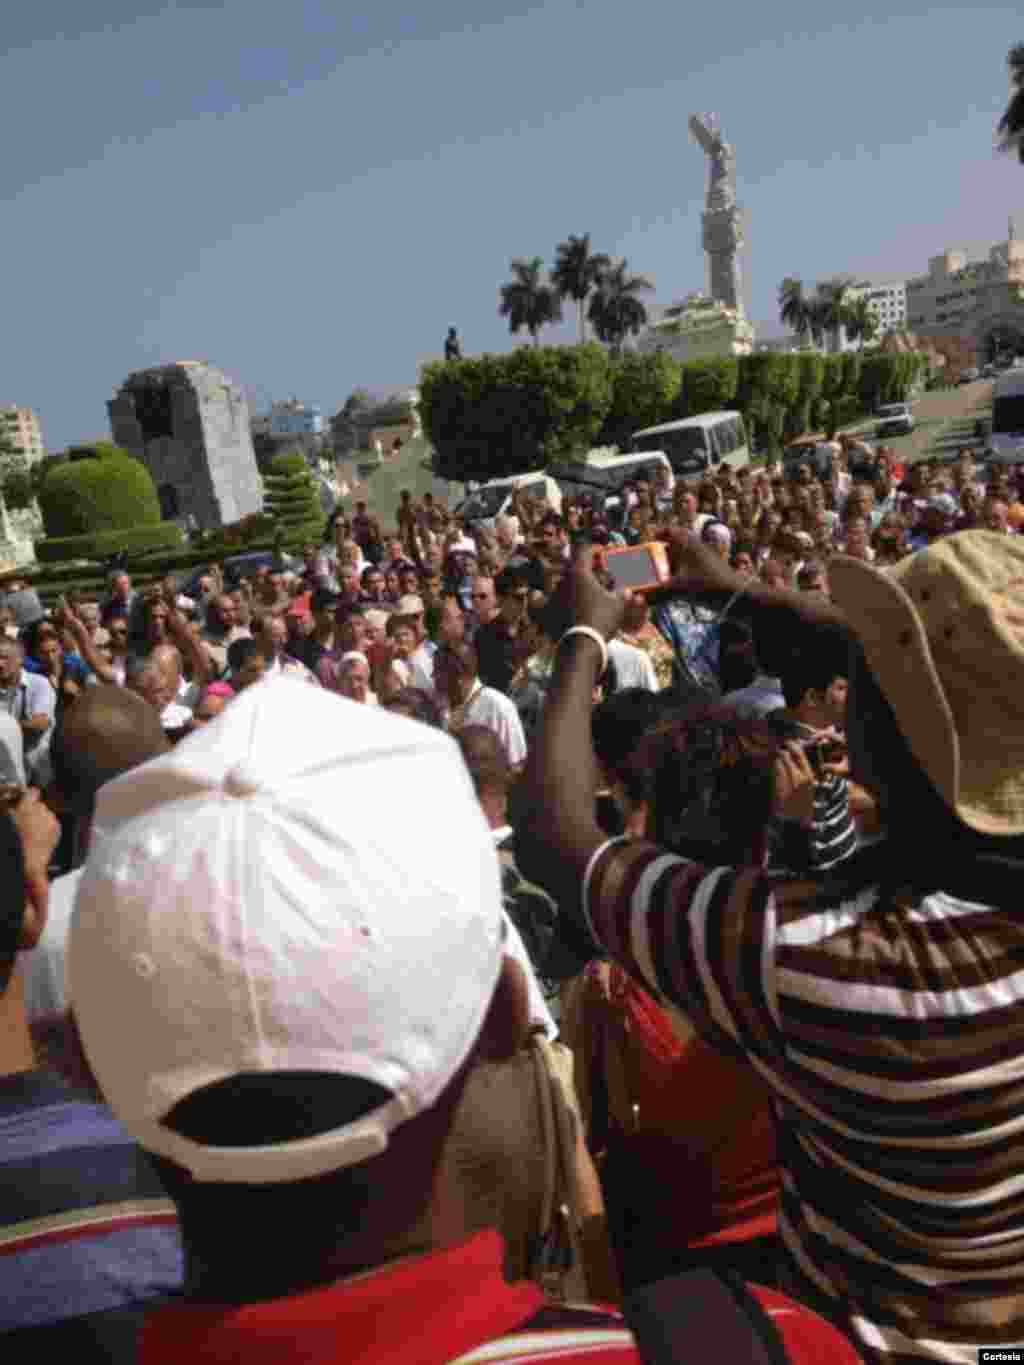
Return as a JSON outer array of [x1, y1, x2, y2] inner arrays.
[[688, 113, 745, 313], [637, 112, 753, 362]]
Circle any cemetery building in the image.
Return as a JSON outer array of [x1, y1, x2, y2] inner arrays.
[[108, 361, 262, 530]]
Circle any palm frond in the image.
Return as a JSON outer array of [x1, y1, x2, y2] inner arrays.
[[997, 88, 1024, 163]]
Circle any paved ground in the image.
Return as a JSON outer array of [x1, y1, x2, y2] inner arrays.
[[871, 378, 994, 467]]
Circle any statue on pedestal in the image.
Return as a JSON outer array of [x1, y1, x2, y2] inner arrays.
[[688, 113, 745, 315]]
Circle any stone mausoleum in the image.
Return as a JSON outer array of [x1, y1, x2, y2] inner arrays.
[[108, 361, 262, 530]]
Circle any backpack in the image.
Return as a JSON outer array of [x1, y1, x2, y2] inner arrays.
[[624, 1270, 788, 1365]]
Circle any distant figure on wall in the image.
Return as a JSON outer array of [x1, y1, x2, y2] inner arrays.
[[445, 327, 462, 361]]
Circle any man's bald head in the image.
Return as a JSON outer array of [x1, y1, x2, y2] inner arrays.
[[50, 686, 170, 816]]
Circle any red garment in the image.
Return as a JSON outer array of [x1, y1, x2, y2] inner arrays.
[[139, 1229, 858, 1365], [589, 968, 779, 1250], [139, 1231, 625, 1365]]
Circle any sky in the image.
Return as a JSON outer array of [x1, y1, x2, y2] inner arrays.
[[2, 0, 1022, 449]]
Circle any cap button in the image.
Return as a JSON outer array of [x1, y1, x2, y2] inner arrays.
[[224, 762, 264, 798]]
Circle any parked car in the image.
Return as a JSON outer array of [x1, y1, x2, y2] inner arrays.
[[960, 367, 981, 384], [179, 550, 290, 601], [875, 403, 915, 438]]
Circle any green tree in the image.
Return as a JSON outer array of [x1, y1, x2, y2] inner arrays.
[[598, 352, 682, 449], [31, 451, 67, 498], [845, 297, 878, 350], [997, 43, 1024, 163], [262, 450, 325, 542], [420, 344, 613, 483], [0, 419, 31, 512], [817, 278, 855, 348], [38, 443, 162, 538], [840, 350, 863, 398], [1, 467, 33, 511], [784, 400, 811, 441], [763, 402, 787, 459], [822, 354, 846, 403], [778, 277, 813, 345], [587, 259, 654, 356], [551, 234, 611, 344], [859, 354, 890, 410], [674, 357, 739, 418], [797, 352, 825, 409], [499, 257, 563, 345], [803, 294, 831, 349]]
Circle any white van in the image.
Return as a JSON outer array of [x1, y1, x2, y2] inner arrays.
[[987, 369, 1024, 464], [630, 411, 750, 479], [455, 471, 562, 527]]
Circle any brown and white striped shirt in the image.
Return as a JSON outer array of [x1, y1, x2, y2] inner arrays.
[[584, 837, 1024, 1365]]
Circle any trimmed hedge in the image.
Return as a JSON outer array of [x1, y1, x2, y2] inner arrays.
[[34, 522, 184, 565], [421, 344, 613, 482], [38, 443, 162, 538]]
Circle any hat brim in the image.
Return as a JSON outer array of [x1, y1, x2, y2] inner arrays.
[[828, 554, 959, 818]]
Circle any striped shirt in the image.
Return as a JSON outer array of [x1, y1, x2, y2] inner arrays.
[[764, 715, 858, 875], [585, 838, 1024, 1364], [770, 773, 858, 875], [0, 1071, 182, 1355]]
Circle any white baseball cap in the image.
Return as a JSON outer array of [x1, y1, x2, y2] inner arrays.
[[67, 677, 503, 1184]]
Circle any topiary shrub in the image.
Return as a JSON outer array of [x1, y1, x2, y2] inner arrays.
[[38, 442, 161, 538], [34, 522, 183, 565], [262, 450, 324, 541]]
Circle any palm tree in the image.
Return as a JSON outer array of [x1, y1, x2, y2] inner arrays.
[[587, 258, 654, 356], [997, 43, 1024, 163], [817, 278, 856, 352], [551, 234, 611, 344], [498, 257, 563, 345], [778, 277, 813, 345], [846, 297, 879, 351]]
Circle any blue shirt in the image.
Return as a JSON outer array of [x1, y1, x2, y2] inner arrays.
[[0, 1072, 182, 1352]]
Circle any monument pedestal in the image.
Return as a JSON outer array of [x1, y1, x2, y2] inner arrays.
[[639, 295, 755, 362]]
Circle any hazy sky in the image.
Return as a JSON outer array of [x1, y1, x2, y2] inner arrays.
[[3, 0, 1021, 448]]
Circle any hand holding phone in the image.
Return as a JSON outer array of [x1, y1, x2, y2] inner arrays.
[[801, 736, 847, 776]]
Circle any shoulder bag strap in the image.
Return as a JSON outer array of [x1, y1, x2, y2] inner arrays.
[[624, 1269, 788, 1365]]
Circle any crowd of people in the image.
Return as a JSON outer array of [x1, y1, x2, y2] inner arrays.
[[2, 431, 1024, 1363]]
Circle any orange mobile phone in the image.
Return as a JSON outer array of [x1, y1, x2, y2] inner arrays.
[[603, 542, 671, 594]]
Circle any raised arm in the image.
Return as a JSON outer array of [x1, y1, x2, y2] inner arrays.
[[62, 606, 117, 685], [165, 606, 213, 687]]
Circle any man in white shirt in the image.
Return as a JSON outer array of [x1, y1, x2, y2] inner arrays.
[[20, 686, 170, 1026], [606, 638, 657, 692], [0, 709, 24, 785], [0, 638, 55, 781], [434, 640, 527, 768], [454, 725, 557, 1038]]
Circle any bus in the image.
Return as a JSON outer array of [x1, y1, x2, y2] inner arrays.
[[630, 411, 750, 478], [988, 369, 1024, 464]]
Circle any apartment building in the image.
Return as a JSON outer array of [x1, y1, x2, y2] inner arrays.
[[904, 221, 1024, 352], [0, 407, 45, 463]]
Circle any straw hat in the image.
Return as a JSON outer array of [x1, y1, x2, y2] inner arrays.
[[829, 531, 1024, 836]]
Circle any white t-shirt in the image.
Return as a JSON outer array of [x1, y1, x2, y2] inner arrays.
[[456, 684, 528, 766], [0, 710, 25, 784], [19, 867, 83, 1022], [409, 641, 436, 693], [607, 638, 658, 692]]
